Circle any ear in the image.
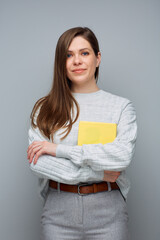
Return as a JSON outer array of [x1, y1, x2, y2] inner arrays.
[[96, 52, 101, 67]]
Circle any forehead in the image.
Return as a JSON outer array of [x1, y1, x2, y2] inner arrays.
[[68, 36, 92, 51]]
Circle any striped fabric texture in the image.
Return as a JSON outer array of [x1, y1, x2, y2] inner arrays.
[[28, 89, 137, 201]]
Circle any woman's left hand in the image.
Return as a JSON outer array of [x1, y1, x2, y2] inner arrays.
[[27, 141, 58, 165]]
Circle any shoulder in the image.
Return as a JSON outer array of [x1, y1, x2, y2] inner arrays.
[[31, 96, 46, 125], [32, 105, 41, 125], [100, 90, 132, 110]]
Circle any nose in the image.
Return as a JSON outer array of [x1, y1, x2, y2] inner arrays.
[[73, 54, 82, 65]]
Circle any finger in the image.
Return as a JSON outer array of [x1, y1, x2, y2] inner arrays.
[[28, 145, 42, 161], [27, 141, 38, 152], [33, 149, 44, 165], [104, 170, 116, 175], [104, 171, 121, 176], [33, 155, 38, 165], [29, 146, 43, 163], [28, 143, 42, 159], [103, 173, 120, 182], [27, 141, 42, 153]]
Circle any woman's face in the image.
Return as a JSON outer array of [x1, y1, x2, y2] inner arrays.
[[66, 36, 101, 88]]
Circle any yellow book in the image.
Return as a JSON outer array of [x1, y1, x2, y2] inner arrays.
[[78, 121, 117, 146]]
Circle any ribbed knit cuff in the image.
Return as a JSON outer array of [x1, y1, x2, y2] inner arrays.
[[56, 144, 73, 159]]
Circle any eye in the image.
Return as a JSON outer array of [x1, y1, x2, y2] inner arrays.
[[67, 53, 72, 58], [82, 51, 89, 56]]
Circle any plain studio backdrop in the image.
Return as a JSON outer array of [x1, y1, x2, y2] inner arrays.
[[0, 0, 159, 239]]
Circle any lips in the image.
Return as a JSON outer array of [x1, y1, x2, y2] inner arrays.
[[72, 69, 86, 73]]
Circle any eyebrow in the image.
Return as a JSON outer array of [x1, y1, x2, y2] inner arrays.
[[67, 48, 91, 52]]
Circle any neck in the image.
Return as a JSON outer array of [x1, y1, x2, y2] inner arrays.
[[71, 82, 99, 94]]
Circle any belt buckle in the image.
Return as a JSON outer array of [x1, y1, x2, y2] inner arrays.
[[78, 183, 93, 196]]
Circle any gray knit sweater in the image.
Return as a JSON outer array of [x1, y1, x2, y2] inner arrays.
[[28, 89, 137, 201]]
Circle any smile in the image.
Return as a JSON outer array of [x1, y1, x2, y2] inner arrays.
[[72, 69, 86, 73]]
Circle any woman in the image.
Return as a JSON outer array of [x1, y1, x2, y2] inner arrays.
[[27, 27, 137, 240]]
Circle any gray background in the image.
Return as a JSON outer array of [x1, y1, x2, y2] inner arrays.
[[0, 0, 159, 239]]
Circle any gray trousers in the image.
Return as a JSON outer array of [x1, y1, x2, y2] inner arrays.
[[40, 186, 130, 240]]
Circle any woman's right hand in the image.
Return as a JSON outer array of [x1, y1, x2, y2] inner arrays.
[[103, 170, 121, 182]]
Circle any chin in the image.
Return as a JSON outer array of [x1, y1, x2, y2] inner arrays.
[[72, 79, 88, 85]]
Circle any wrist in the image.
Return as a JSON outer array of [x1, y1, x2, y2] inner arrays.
[[56, 144, 72, 159]]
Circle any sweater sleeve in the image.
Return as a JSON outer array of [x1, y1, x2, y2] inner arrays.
[[56, 100, 138, 171], [28, 125, 104, 184]]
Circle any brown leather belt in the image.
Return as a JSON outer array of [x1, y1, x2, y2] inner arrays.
[[49, 180, 119, 195]]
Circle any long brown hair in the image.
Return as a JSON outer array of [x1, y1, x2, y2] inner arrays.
[[30, 27, 100, 142]]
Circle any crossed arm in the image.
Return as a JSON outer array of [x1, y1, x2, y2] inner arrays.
[[27, 126, 121, 183], [27, 100, 137, 183]]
